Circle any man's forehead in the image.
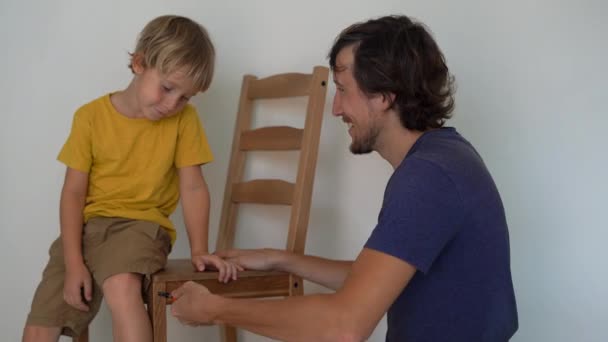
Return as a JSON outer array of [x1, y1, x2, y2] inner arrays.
[[333, 45, 355, 80], [336, 46, 355, 67], [333, 64, 352, 84]]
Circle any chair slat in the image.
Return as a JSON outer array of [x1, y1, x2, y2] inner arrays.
[[239, 126, 303, 151], [231, 179, 294, 205], [247, 73, 312, 99]]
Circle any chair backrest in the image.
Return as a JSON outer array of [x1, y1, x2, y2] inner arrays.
[[215, 66, 329, 255]]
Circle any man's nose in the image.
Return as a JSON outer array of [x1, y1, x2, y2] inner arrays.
[[331, 94, 342, 117]]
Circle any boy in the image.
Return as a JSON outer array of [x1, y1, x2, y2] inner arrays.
[[22, 15, 240, 342]]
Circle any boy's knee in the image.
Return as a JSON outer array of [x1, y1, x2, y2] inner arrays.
[[102, 273, 144, 307]]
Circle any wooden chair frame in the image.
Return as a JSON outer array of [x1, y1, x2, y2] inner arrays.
[[74, 65, 329, 342]]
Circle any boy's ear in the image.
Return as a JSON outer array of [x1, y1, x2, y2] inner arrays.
[[130, 53, 145, 74]]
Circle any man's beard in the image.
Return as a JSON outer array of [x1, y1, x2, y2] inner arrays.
[[350, 125, 380, 155]]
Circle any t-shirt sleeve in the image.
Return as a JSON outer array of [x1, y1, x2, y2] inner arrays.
[[365, 157, 464, 274], [174, 105, 214, 168], [57, 108, 93, 173]]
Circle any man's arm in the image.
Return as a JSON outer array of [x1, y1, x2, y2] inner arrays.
[[217, 249, 352, 290], [60, 167, 92, 311], [179, 165, 240, 282], [172, 248, 416, 341]]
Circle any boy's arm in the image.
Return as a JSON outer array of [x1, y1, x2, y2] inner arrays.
[[179, 165, 240, 282], [60, 167, 92, 311], [178, 165, 210, 255], [217, 249, 353, 290]]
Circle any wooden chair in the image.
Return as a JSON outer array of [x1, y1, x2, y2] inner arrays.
[[74, 65, 329, 342]]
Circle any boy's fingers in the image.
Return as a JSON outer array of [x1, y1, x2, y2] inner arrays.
[[217, 262, 227, 282], [84, 280, 93, 301], [68, 295, 89, 312], [226, 264, 233, 281], [232, 261, 245, 272], [230, 263, 238, 281], [77, 301, 90, 312]]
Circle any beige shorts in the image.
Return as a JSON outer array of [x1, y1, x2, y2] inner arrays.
[[26, 217, 172, 336]]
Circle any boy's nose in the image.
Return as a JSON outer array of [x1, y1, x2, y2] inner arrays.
[[163, 97, 180, 112]]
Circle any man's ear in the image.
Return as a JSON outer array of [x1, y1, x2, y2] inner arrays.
[[130, 53, 145, 74], [372, 92, 395, 112], [381, 93, 396, 111]]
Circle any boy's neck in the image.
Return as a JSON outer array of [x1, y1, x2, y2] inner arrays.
[[111, 82, 143, 119]]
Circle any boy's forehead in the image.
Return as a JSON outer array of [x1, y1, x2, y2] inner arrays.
[[164, 68, 200, 94], [165, 67, 190, 80]]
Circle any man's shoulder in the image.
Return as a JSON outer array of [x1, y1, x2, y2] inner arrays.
[[402, 128, 483, 182]]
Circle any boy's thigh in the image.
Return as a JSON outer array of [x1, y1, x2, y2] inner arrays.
[[26, 237, 103, 337], [83, 217, 172, 290]]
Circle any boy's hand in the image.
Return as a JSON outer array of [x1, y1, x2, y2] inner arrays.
[[191, 253, 244, 283], [64, 262, 93, 311]]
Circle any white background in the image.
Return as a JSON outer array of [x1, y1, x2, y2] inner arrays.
[[1, 0, 606, 341]]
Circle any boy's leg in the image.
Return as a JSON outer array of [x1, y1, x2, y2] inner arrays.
[[84, 218, 171, 342], [23, 237, 104, 341], [103, 273, 151, 342], [22, 326, 61, 342]]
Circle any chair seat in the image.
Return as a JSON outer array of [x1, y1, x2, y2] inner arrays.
[[148, 259, 296, 299]]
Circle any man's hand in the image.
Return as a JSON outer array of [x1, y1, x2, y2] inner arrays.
[[215, 248, 284, 271], [191, 253, 244, 283], [171, 281, 218, 326], [63, 262, 92, 311]]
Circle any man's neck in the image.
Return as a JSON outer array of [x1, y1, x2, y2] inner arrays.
[[374, 114, 424, 170]]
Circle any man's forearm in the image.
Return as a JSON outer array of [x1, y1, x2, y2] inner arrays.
[[209, 293, 360, 342], [276, 252, 353, 290]]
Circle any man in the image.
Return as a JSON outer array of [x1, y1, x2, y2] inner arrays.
[[171, 14, 518, 341]]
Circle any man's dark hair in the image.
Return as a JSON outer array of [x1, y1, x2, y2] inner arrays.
[[329, 15, 455, 131]]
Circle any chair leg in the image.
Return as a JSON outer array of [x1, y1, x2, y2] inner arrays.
[[73, 326, 89, 342], [148, 282, 168, 342], [221, 325, 237, 342]]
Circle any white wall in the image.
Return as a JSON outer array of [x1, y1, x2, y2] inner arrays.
[[1, 0, 606, 341]]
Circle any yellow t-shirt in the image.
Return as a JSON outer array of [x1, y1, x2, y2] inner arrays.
[[57, 94, 213, 244]]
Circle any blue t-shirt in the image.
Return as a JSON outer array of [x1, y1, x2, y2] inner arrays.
[[365, 127, 518, 341]]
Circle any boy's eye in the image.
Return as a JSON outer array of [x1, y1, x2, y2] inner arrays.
[[162, 85, 172, 92]]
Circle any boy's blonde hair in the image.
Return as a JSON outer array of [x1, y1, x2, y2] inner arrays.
[[131, 15, 215, 92]]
